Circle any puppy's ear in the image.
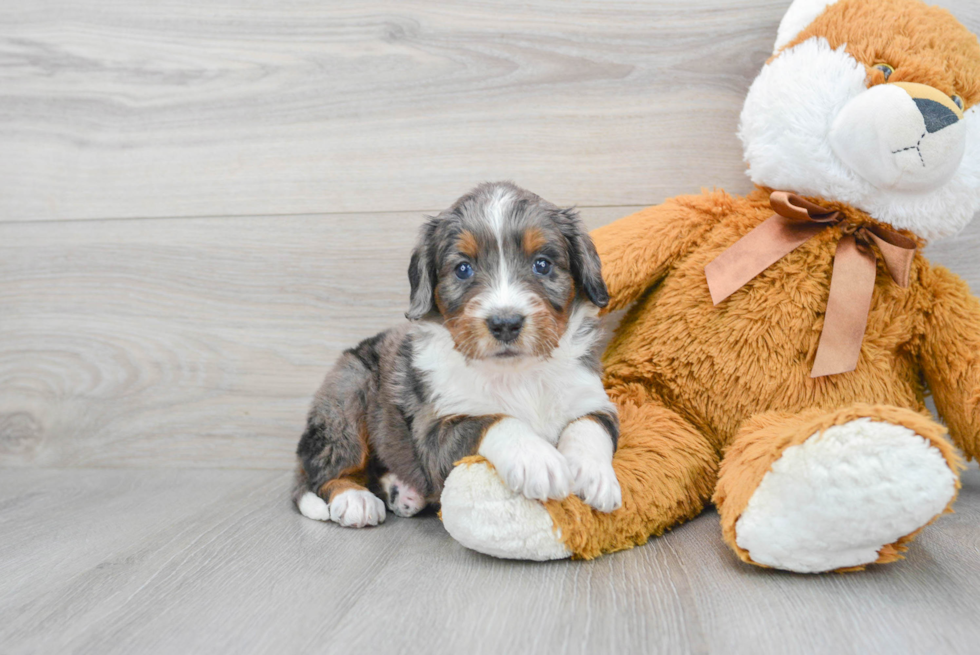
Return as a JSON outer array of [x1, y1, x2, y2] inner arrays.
[[556, 207, 609, 308], [406, 218, 439, 320]]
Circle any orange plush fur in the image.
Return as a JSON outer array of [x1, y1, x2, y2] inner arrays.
[[786, 0, 980, 106], [531, 0, 980, 567]]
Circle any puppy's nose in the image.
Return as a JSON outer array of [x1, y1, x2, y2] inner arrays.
[[487, 314, 525, 343]]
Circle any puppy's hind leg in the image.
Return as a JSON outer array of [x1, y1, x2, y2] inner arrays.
[[380, 472, 427, 518], [295, 348, 386, 528]]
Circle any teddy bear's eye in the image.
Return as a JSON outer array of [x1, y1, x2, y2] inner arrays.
[[951, 95, 964, 110], [873, 63, 894, 80]]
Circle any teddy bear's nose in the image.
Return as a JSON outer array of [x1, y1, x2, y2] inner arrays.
[[914, 98, 960, 134], [891, 81, 964, 132]]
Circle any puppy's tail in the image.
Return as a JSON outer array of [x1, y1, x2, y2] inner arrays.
[[296, 492, 331, 521], [292, 468, 332, 521]]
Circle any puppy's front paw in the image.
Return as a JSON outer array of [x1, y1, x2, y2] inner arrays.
[[498, 443, 572, 501], [329, 489, 387, 528], [479, 418, 571, 501], [566, 456, 622, 513], [558, 416, 621, 513]]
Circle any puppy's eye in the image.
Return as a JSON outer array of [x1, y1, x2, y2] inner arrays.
[[873, 63, 894, 80], [952, 95, 964, 110], [454, 262, 474, 280], [532, 258, 553, 276]]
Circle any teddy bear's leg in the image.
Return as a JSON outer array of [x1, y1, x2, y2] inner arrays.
[[440, 383, 720, 560], [713, 404, 963, 573]]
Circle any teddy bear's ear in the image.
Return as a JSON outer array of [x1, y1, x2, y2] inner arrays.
[[773, 0, 841, 54]]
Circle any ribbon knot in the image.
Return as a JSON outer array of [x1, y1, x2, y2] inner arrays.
[[704, 191, 917, 378]]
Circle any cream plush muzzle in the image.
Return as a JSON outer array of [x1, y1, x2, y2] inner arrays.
[[740, 36, 980, 241], [829, 82, 966, 192]]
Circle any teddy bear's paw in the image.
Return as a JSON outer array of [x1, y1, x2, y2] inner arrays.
[[734, 418, 957, 573], [440, 459, 572, 561]]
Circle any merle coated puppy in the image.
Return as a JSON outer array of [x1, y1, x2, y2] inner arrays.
[[294, 182, 621, 528]]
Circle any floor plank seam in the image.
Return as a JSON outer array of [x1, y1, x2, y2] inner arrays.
[[0, 204, 652, 226]]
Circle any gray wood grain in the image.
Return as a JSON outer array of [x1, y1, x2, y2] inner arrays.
[[1, 0, 789, 221], [2, 0, 978, 468], [3, 2, 980, 654], [2, 0, 967, 221], [0, 206, 640, 468], [2, 208, 979, 470], [1, 466, 978, 655]]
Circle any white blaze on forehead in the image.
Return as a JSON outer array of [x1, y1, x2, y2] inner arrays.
[[477, 186, 535, 316], [486, 184, 515, 245]]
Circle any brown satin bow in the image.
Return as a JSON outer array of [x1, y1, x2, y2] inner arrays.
[[704, 191, 917, 378]]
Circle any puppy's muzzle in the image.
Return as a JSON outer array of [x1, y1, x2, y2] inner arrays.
[[486, 313, 525, 343]]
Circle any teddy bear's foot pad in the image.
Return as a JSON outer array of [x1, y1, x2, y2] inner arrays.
[[735, 418, 957, 573], [441, 460, 571, 560]]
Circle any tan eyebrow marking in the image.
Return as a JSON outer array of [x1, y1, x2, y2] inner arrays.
[[523, 227, 547, 257], [457, 230, 479, 258]]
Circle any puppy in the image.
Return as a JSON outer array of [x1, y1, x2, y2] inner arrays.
[[294, 181, 621, 528]]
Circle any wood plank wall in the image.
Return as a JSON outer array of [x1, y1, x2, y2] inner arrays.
[[2, 0, 979, 469]]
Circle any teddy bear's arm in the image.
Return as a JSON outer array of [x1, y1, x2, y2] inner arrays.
[[919, 264, 980, 462], [591, 196, 715, 312]]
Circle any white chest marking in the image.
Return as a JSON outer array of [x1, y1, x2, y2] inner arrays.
[[412, 307, 613, 443]]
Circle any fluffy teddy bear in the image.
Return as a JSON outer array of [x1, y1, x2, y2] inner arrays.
[[438, 0, 980, 573]]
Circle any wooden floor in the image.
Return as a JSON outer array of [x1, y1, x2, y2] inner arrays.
[[2, 1, 980, 653], [1, 466, 979, 655]]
